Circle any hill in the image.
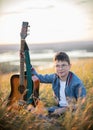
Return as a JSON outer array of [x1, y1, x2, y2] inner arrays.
[[0, 40, 93, 53]]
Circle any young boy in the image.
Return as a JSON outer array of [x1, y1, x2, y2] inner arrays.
[[31, 52, 86, 115]]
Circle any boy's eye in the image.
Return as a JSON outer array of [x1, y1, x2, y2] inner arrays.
[[56, 64, 68, 68]]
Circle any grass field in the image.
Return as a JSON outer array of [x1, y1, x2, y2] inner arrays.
[[0, 58, 93, 130]]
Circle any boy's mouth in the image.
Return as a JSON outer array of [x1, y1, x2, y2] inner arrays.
[[58, 71, 66, 74]]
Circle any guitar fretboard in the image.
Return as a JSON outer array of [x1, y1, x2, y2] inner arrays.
[[20, 39, 25, 85]]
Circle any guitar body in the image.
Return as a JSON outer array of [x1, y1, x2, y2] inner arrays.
[[8, 74, 39, 106]]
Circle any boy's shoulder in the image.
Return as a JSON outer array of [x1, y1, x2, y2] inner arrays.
[[69, 71, 82, 83]]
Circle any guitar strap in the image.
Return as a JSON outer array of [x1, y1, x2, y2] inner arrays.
[[24, 42, 33, 104]]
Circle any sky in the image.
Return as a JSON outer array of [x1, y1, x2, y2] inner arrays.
[[0, 0, 93, 44]]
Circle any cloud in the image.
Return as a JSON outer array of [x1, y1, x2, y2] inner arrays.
[[0, 0, 55, 16]]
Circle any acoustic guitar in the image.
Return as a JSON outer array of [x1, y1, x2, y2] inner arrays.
[[8, 22, 40, 107]]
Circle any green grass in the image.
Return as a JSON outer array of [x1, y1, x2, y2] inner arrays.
[[0, 58, 93, 130]]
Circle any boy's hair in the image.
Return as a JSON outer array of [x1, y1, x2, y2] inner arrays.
[[53, 52, 70, 64]]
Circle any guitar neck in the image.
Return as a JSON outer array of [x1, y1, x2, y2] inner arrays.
[[20, 39, 25, 85]]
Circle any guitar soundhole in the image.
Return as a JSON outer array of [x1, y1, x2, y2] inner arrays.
[[18, 85, 25, 94]]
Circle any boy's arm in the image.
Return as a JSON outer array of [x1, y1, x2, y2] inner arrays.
[[31, 66, 54, 83]]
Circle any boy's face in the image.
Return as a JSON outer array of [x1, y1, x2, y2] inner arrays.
[[54, 60, 71, 80]]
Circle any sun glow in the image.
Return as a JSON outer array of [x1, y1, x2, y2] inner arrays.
[[0, 0, 90, 44]]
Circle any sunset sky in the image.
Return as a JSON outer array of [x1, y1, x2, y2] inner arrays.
[[0, 0, 93, 44]]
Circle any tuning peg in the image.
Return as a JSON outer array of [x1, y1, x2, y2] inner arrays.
[[27, 33, 30, 36], [27, 29, 30, 32]]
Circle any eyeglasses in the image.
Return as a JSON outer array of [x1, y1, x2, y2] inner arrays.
[[55, 64, 69, 69]]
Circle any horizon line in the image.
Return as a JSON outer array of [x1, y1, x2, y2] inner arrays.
[[0, 40, 93, 46]]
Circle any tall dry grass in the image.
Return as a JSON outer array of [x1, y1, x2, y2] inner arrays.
[[0, 58, 93, 130]]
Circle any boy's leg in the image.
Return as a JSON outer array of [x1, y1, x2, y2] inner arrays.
[[47, 106, 60, 114], [51, 106, 68, 115]]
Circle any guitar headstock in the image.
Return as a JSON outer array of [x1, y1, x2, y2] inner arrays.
[[20, 22, 29, 40]]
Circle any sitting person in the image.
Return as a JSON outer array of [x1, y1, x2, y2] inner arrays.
[[31, 52, 86, 115]]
